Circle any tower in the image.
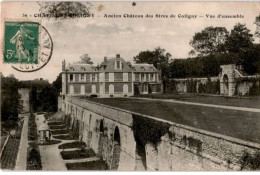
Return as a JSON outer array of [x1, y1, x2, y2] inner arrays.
[[62, 60, 67, 95]]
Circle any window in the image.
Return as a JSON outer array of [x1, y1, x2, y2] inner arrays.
[[70, 74, 73, 82], [109, 73, 114, 82], [81, 74, 84, 81], [141, 74, 144, 81], [123, 73, 128, 81], [116, 60, 120, 69], [151, 74, 154, 81], [92, 74, 96, 82]]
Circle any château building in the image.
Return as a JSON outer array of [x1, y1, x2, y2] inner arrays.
[[61, 54, 162, 97]]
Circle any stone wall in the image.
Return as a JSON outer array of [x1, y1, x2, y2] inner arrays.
[[18, 88, 30, 113], [62, 96, 260, 171], [166, 64, 260, 96]]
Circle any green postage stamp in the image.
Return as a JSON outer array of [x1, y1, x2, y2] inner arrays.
[[4, 21, 40, 64]]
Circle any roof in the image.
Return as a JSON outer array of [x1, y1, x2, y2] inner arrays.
[[99, 57, 132, 72], [132, 64, 159, 72], [38, 123, 50, 131], [65, 63, 98, 72]]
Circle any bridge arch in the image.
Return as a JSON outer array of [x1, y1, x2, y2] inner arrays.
[[111, 126, 121, 170]]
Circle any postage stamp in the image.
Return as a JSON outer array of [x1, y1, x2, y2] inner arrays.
[[4, 21, 40, 64]]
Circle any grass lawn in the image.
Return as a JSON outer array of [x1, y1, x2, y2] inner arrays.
[[48, 121, 64, 126], [61, 148, 96, 160], [0, 120, 24, 169], [53, 134, 77, 140], [1, 135, 8, 150], [51, 129, 69, 135], [134, 94, 260, 108], [49, 125, 66, 130], [58, 141, 86, 150], [66, 160, 108, 170], [83, 97, 260, 144]]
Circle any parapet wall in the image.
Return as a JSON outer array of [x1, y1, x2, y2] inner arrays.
[[62, 96, 260, 171]]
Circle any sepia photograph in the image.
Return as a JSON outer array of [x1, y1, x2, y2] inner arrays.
[[0, 1, 260, 171]]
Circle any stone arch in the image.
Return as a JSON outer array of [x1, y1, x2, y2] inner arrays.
[[221, 74, 229, 96], [98, 119, 105, 157], [100, 119, 104, 133], [111, 126, 121, 170], [220, 64, 236, 96]]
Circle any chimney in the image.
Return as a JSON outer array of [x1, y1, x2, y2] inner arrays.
[[116, 54, 120, 58], [104, 57, 107, 62]]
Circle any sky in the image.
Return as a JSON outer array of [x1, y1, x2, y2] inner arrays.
[[1, 1, 260, 82]]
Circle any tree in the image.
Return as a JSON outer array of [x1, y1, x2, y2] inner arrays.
[[38, 2, 92, 19], [226, 23, 254, 54], [133, 47, 171, 78], [189, 26, 229, 56], [1, 74, 22, 121], [255, 14, 260, 40], [53, 73, 62, 94], [30, 86, 38, 112], [80, 54, 93, 64]]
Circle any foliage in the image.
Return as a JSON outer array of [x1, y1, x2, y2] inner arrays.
[[37, 86, 58, 112], [2, 120, 19, 132], [1, 74, 23, 121], [26, 145, 42, 170], [255, 14, 260, 40], [19, 79, 49, 89], [240, 151, 260, 170], [38, 2, 92, 19], [66, 160, 108, 170], [61, 149, 96, 160], [198, 79, 220, 94], [132, 114, 171, 147], [30, 86, 38, 112], [189, 26, 229, 56], [187, 79, 197, 93], [164, 79, 178, 93], [226, 23, 254, 54], [80, 54, 93, 64], [133, 47, 171, 78], [58, 141, 86, 150], [53, 73, 62, 93], [28, 113, 37, 141], [249, 81, 260, 96]]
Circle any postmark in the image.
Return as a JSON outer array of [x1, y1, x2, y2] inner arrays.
[[4, 21, 40, 64]]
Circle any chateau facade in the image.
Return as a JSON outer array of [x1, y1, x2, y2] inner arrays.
[[61, 54, 162, 97]]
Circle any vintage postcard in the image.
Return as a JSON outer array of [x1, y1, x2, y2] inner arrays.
[[1, 1, 260, 171]]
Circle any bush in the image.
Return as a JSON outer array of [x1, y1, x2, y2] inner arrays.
[[66, 160, 108, 170], [28, 113, 37, 141], [61, 148, 96, 160], [26, 145, 42, 170], [58, 141, 86, 149], [240, 151, 260, 170], [187, 79, 197, 93]]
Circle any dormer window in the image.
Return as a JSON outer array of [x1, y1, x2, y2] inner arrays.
[[115, 59, 122, 70], [69, 67, 74, 71], [117, 60, 120, 69], [81, 67, 85, 71]]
